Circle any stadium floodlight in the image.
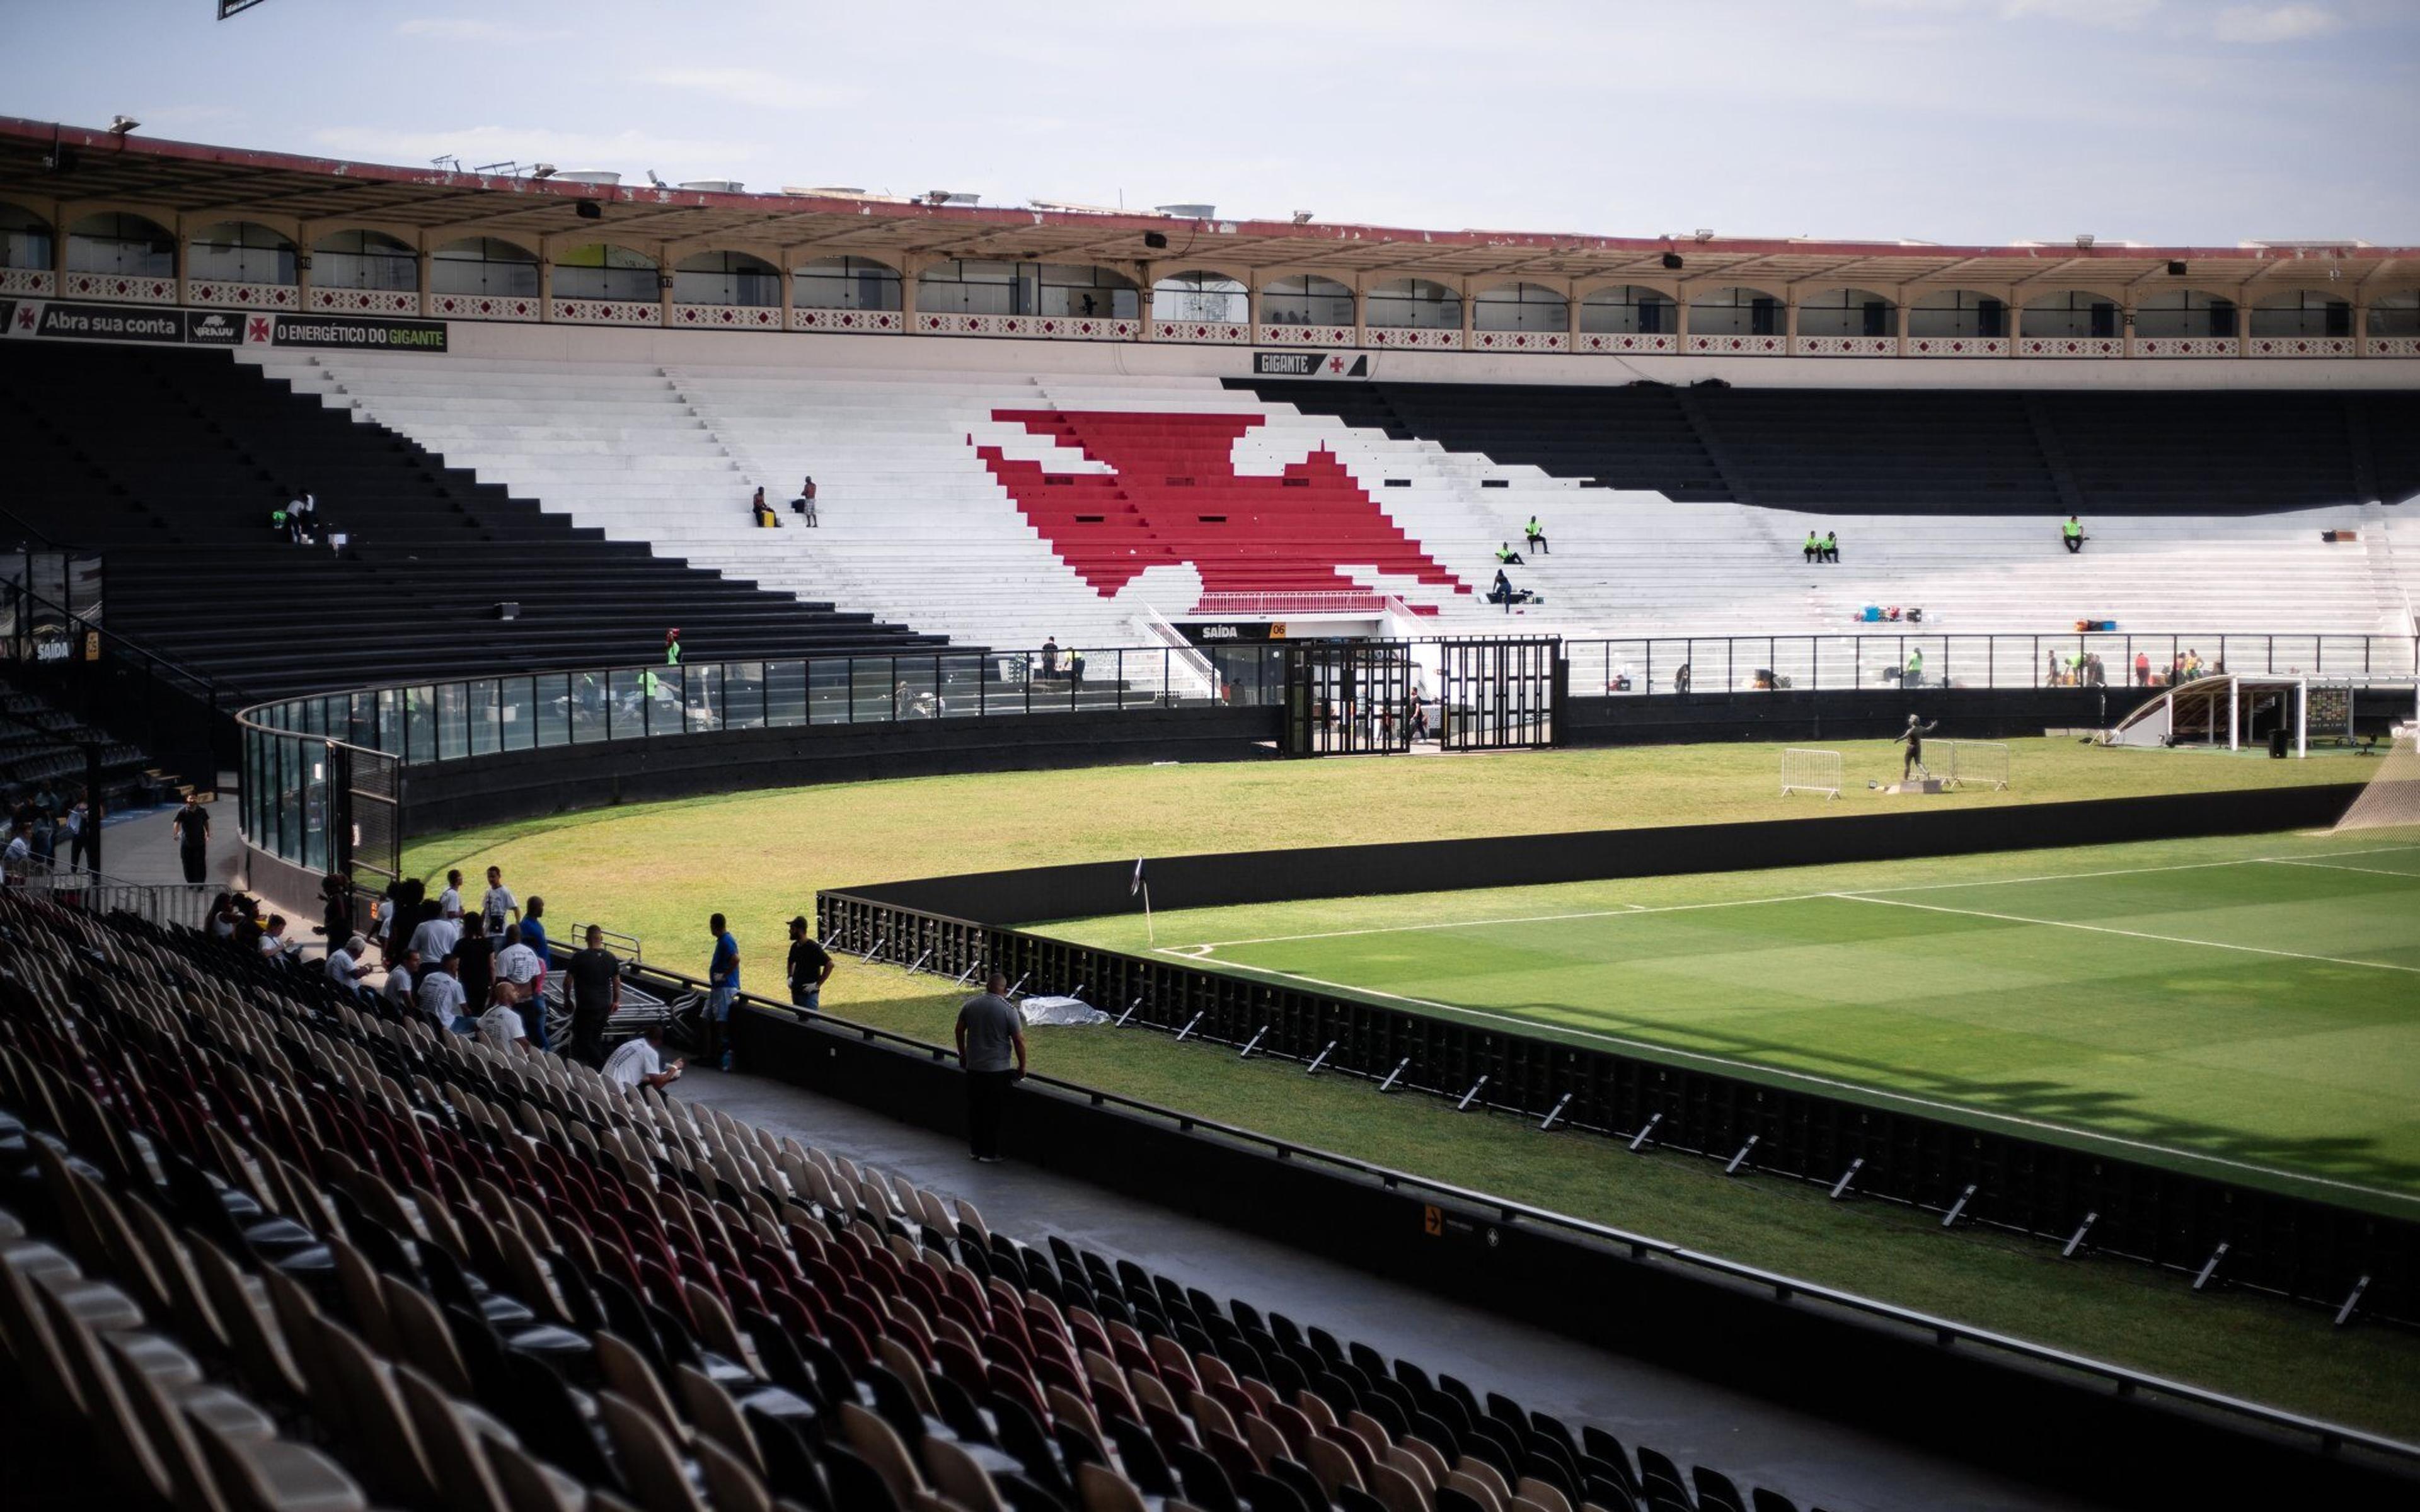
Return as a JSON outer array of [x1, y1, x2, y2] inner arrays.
[[107, 115, 140, 135], [531, 164, 557, 180], [2074, 233, 2095, 248], [217, 0, 271, 16], [1692, 228, 1714, 241], [1291, 210, 1314, 224], [645, 170, 666, 187]]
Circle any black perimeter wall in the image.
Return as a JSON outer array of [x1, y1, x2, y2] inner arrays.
[[820, 782, 2420, 1332]]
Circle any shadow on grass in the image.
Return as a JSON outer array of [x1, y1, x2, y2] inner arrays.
[[1493, 998, 2420, 1199]]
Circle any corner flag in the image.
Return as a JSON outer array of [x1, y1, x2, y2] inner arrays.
[[1132, 858, 1153, 944], [1131, 859, 1146, 897]]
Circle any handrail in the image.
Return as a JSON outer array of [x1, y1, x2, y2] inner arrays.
[[623, 957, 2420, 1468]]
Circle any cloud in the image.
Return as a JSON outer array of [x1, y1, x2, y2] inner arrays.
[[395, 18, 568, 44], [2000, 0, 2159, 25], [2213, 4, 2341, 42], [642, 68, 863, 112]]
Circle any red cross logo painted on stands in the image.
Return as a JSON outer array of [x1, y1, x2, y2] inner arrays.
[[246, 316, 272, 343], [976, 410, 1470, 601], [13, 306, 34, 332], [1326, 355, 1345, 373]]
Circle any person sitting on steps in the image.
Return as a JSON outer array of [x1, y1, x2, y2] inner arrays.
[[1524, 516, 1550, 554]]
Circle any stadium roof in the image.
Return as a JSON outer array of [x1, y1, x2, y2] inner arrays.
[[4, 117, 2413, 298]]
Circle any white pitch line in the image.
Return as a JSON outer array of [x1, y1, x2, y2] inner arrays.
[[1834, 892, 2420, 976], [1180, 844, 2420, 951], [1148, 944, 2420, 1208], [2262, 857, 2420, 880]]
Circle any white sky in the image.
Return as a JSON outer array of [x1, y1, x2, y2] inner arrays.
[[6, 0, 2414, 246]]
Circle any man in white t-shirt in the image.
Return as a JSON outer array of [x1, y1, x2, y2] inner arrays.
[[477, 987, 529, 1053], [258, 915, 290, 956], [417, 954, 468, 1031], [408, 912, 461, 963], [327, 934, 373, 990], [602, 1024, 681, 1092], [383, 948, 420, 1013], [495, 925, 543, 994], [437, 869, 465, 922], [481, 866, 520, 936]]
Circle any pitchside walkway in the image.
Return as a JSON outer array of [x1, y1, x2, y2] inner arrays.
[[683, 1065, 2103, 1512]]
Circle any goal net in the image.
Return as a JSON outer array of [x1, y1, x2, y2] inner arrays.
[[1781, 747, 1842, 799], [1938, 740, 2011, 791], [2332, 726, 2420, 833]]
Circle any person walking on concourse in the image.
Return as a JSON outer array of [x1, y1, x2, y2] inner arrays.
[[955, 971, 1027, 1162]]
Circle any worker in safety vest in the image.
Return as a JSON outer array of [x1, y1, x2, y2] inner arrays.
[[2063, 515, 2085, 554]]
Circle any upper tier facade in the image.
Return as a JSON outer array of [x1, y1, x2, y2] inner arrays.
[[4, 115, 2418, 365]]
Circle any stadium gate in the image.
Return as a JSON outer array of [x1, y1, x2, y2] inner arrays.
[[1281, 642, 1413, 755], [1437, 638, 1564, 751], [331, 742, 403, 917]]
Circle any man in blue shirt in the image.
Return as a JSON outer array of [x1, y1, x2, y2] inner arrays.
[[706, 912, 741, 1070], [518, 896, 551, 1050]]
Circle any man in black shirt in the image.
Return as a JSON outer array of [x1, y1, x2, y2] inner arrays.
[[454, 914, 496, 1024], [786, 915, 835, 1013], [565, 924, 623, 1067]]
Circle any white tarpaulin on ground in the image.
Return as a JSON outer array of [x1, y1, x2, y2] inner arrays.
[[1019, 995, 1110, 1026]]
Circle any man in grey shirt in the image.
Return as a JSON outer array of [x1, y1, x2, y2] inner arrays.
[[954, 971, 1027, 1162]]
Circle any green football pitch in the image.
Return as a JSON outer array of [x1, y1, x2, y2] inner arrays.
[[1047, 828, 2420, 1214]]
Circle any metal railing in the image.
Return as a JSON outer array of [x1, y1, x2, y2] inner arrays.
[[1566, 631, 2417, 696], [617, 956, 2420, 1472], [9, 861, 217, 931]]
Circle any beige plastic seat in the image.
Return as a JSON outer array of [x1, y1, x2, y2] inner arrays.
[[1456, 1457, 1513, 1506], [596, 1329, 688, 1440], [921, 1435, 1008, 1512], [1398, 1436, 1452, 1488], [188, 1417, 369, 1512], [185, 1238, 308, 1401], [316, 1317, 444, 1508], [1368, 1459, 1433, 1512], [1306, 1433, 1367, 1499], [1075, 1461, 1151, 1512], [599, 1390, 712, 1512], [1516, 1475, 1574, 1512], [1444, 1469, 1507, 1512], [676, 1362, 765, 1475], [840, 1400, 930, 1507], [483, 1434, 590, 1512], [384, 1273, 477, 1397], [393, 1364, 514, 1512], [694, 1435, 776, 1512]]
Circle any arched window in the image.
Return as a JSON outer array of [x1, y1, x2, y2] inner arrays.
[[2022, 290, 2121, 340], [1153, 270, 1246, 324], [2250, 290, 2351, 338], [1037, 264, 1137, 319], [67, 212, 175, 277], [554, 243, 658, 301], [314, 230, 417, 291], [1473, 282, 1567, 333], [1795, 287, 1894, 338], [1909, 289, 2006, 338], [187, 221, 295, 284], [915, 260, 1137, 318], [2133, 289, 2236, 338], [1260, 275, 1354, 327], [674, 250, 780, 306], [432, 238, 539, 297], [1687, 287, 1784, 336], [1579, 285, 1676, 334], [1, 204, 54, 271], [792, 256, 901, 311], [1365, 278, 1459, 329], [2369, 290, 2420, 337]]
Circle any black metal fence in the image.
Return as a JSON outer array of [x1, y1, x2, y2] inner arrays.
[[815, 885, 2417, 1329]]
